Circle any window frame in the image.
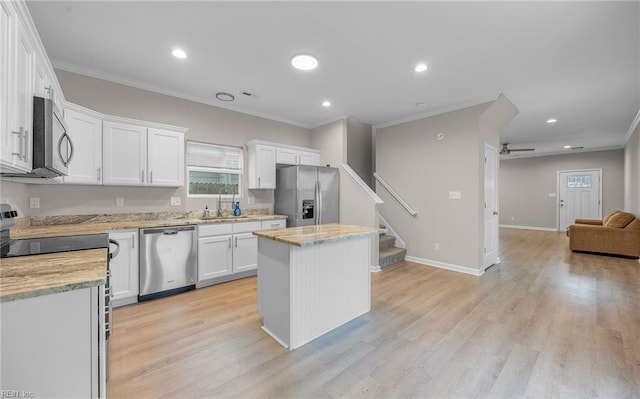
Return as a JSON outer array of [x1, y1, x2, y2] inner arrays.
[[186, 141, 244, 199]]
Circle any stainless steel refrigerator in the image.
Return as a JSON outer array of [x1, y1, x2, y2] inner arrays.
[[275, 165, 339, 227]]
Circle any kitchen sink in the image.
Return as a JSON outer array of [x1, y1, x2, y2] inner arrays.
[[198, 215, 250, 220]]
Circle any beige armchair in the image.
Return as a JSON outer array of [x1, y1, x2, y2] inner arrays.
[[567, 211, 640, 258]]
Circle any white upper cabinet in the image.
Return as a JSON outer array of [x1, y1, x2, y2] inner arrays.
[[103, 121, 147, 186], [147, 128, 184, 187], [63, 106, 103, 184], [103, 121, 185, 187], [1, 4, 35, 173], [247, 140, 321, 189], [1, 0, 66, 174], [276, 147, 321, 166], [247, 143, 276, 189]]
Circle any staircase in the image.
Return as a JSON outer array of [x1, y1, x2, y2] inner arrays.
[[379, 230, 407, 269]]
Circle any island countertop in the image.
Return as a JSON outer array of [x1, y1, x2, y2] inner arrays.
[[253, 223, 384, 247], [0, 248, 107, 302]]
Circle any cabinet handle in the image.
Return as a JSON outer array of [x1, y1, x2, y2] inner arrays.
[[150, 171, 153, 184], [97, 167, 101, 182], [11, 129, 23, 160], [22, 130, 28, 162], [132, 237, 135, 249], [258, 177, 261, 187], [235, 237, 238, 248], [141, 170, 145, 183], [228, 237, 232, 248]]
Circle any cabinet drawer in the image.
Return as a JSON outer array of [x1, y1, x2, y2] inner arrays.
[[233, 221, 262, 234], [198, 223, 233, 237], [262, 219, 286, 230]]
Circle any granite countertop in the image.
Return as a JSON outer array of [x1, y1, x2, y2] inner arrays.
[[0, 248, 107, 302], [253, 223, 385, 247], [11, 211, 287, 239]]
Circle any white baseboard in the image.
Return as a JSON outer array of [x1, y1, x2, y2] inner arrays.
[[370, 265, 382, 273], [405, 256, 484, 276], [499, 224, 557, 232]]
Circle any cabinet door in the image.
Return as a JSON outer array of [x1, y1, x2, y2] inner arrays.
[[255, 144, 276, 188], [0, 2, 13, 167], [33, 57, 49, 99], [298, 151, 320, 166], [103, 121, 146, 186], [233, 232, 258, 272], [147, 128, 184, 187], [109, 230, 139, 305], [198, 235, 233, 281], [276, 147, 298, 165], [4, 14, 34, 172], [64, 108, 103, 184]]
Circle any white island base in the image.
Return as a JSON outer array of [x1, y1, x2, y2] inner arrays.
[[257, 235, 371, 350]]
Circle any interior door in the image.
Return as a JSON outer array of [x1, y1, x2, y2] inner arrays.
[[483, 144, 498, 269], [558, 170, 602, 231]]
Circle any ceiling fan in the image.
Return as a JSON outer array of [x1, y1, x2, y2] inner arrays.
[[500, 143, 535, 155]]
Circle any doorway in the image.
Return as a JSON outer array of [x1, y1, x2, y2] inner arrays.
[[557, 169, 602, 231], [483, 144, 498, 269]]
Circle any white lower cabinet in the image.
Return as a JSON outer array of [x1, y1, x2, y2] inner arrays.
[[233, 232, 258, 272], [109, 229, 139, 307], [198, 234, 233, 280], [197, 221, 271, 285], [1, 287, 102, 399]]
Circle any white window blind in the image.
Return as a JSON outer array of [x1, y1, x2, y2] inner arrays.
[[186, 141, 243, 197]]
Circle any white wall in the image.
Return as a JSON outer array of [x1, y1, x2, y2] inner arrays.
[[500, 150, 625, 229], [375, 96, 517, 273], [2, 70, 312, 216], [624, 116, 640, 215]]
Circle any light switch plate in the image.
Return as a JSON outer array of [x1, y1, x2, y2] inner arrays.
[[449, 191, 462, 200], [116, 197, 124, 207], [170, 197, 181, 206], [29, 197, 40, 209]]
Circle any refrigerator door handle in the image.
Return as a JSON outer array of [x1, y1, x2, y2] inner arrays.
[[317, 180, 323, 225], [315, 181, 320, 225]]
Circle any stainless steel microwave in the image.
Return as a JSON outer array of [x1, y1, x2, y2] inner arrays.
[[31, 96, 72, 178]]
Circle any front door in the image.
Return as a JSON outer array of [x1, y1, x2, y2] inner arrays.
[[558, 169, 602, 231], [483, 144, 498, 269]]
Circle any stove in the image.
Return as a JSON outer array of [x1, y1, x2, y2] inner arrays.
[[0, 204, 109, 258]]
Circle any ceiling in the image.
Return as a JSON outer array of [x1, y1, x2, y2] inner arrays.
[[27, 1, 640, 158]]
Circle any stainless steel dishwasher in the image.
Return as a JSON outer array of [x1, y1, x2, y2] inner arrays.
[[139, 225, 197, 301]]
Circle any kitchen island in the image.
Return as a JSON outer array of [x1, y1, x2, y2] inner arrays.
[[253, 223, 383, 350]]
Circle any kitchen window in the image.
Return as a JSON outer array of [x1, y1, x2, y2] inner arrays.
[[187, 141, 243, 197]]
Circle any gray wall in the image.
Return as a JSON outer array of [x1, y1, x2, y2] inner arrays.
[[376, 96, 517, 272], [625, 120, 640, 215], [346, 117, 373, 188], [2, 70, 312, 216], [311, 120, 346, 167], [500, 149, 625, 229]]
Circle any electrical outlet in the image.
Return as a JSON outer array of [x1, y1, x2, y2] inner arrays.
[[170, 197, 181, 206], [449, 191, 461, 200], [247, 195, 255, 204], [116, 197, 124, 207], [434, 243, 440, 250], [29, 197, 40, 209]]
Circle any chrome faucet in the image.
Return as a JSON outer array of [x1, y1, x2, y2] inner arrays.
[[217, 190, 224, 217]]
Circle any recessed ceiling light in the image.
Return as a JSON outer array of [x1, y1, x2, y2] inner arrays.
[[547, 118, 558, 124], [414, 63, 428, 72], [291, 54, 318, 71], [322, 100, 331, 107], [216, 92, 234, 102], [563, 145, 572, 149], [172, 48, 187, 59]]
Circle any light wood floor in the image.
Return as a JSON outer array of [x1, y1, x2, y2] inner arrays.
[[108, 229, 640, 398]]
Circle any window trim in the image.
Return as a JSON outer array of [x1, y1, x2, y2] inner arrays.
[[186, 141, 244, 199]]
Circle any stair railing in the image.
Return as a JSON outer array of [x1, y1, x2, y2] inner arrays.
[[374, 173, 418, 217]]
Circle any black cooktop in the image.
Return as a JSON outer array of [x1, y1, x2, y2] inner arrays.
[[1, 233, 109, 258]]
